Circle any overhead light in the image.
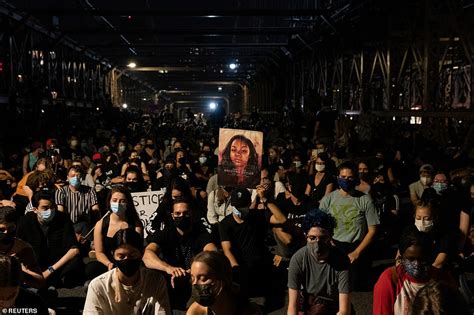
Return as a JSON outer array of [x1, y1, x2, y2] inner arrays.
[[127, 62, 136, 68], [218, 86, 223, 91], [220, 69, 224, 73], [122, 103, 128, 109], [229, 63, 237, 70], [209, 102, 217, 110], [96, 107, 100, 111]]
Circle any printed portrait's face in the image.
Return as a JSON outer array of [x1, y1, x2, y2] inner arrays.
[[230, 139, 250, 168]]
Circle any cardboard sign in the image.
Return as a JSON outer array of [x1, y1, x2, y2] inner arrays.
[[217, 128, 263, 189], [131, 189, 166, 238]]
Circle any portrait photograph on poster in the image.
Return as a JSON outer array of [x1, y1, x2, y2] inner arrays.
[[217, 128, 263, 189]]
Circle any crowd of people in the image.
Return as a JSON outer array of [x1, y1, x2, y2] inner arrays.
[[0, 105, 473, 315]]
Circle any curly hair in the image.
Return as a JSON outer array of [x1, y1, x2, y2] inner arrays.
[[302, 209, 337, 235]]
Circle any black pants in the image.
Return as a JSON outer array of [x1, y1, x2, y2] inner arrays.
[[333, 240, 372, 291]]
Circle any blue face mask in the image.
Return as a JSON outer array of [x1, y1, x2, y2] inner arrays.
[[39, 209, 55, 223], [337, 177, 355, 192], [69, 176, 81, 188], [110, 202, 127, 214], [432, 182, 448, 194]]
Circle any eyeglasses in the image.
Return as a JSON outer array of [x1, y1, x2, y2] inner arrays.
[[306, 234, 330, 242]]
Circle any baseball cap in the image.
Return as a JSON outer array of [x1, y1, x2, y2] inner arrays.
[[92, 153, 103, 162], [230, 188, 251, 209]]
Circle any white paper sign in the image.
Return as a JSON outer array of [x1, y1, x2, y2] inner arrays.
[[131, 189, 166, 238]]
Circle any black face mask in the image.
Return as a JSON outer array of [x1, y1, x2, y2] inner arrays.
[[308, 241, 330, 260], [174, 216, 192, 231], [178, 157, 186, 165], [125, 181, 140, 192], [0, 230, 15, 245], [145, 144, 154, 149], [115, 258, 141, 277], [192, 283, 218, 306]]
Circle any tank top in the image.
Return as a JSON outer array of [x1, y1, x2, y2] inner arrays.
[[28, 153, 38, 171]]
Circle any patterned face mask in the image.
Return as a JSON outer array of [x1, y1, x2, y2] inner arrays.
[[401, 258, 429, 280]]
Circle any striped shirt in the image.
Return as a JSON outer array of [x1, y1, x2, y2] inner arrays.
[[55, 185, 98, 224]]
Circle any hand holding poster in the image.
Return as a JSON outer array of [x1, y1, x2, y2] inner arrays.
[[131, 189, 166, 238], [217, 128, 263, 189]]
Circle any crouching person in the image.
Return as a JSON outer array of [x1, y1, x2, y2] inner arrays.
[[287, 209, 351, 315]]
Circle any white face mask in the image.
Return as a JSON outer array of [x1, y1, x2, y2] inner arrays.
[[415, 219, 434, 232], [420, 176, 432, 186], [118, 146, 126, 153], [293, 161, 302, 168], [315, 164, 326, 172]]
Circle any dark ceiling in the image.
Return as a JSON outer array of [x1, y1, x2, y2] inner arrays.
[[3, 0, 360, 101]]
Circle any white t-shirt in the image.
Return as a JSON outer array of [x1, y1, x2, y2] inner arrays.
[[83, 267, 171, 315]]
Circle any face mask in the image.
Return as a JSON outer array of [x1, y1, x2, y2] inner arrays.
[[337, 177, 356, 192], [0, 230, 15, 245], [125, 181, 140, 192], [174, 216, 192, 231], [70, 140, 78, 147], [308, 240, 330, 260], [415, 219, 434, 232], [420, 176, 432, 186], [118, 146, 126, 153], [69, 176, 81, 188], [293, 161, 302, 168], [145, 144, 154, 149], [301, 137, 307, 143], [178, 157, 186, 165], [401, 258, 429, 280], [432, 182, 448, 194], [38, 209, 55, 223], [110, 202, 127, 214], [198, 157, 207, 165], [192, 283, 219, 306], [81, 142, 87, 149], [115, 258, 141, 277], [315, 164, 325, 172]]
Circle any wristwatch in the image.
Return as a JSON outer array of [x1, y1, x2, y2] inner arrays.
[[48, 266, 56, 274]]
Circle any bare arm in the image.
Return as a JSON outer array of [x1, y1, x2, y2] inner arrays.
[[221, 241, 239, 267], [203, 243, 218, 251], [337, 293, 351, 315], [287, 288, 299, 315], [267, 203, 287, 224], [93, 220, 114, 270], [143, 242, 186, 276], [43, 248, 80, 279], [325, 183, 334, 196], [348, 225, 377, 263], [459, 211, 470, 251]]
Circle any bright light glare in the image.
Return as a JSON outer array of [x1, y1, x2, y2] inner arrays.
[[127, 62, 136, 68], [218, 86, 223, 91], [209, 102, 217, 110], [229, 63, 237, 70], [122, 103, 128, 109]]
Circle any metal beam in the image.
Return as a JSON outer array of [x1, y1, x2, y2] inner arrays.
[[87, 42, 288, 48], [17, 9, 327, 17], [61, 27, 308, 36]]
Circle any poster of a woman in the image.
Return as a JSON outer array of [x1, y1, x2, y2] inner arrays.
[[217, 128, 263, 189]]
